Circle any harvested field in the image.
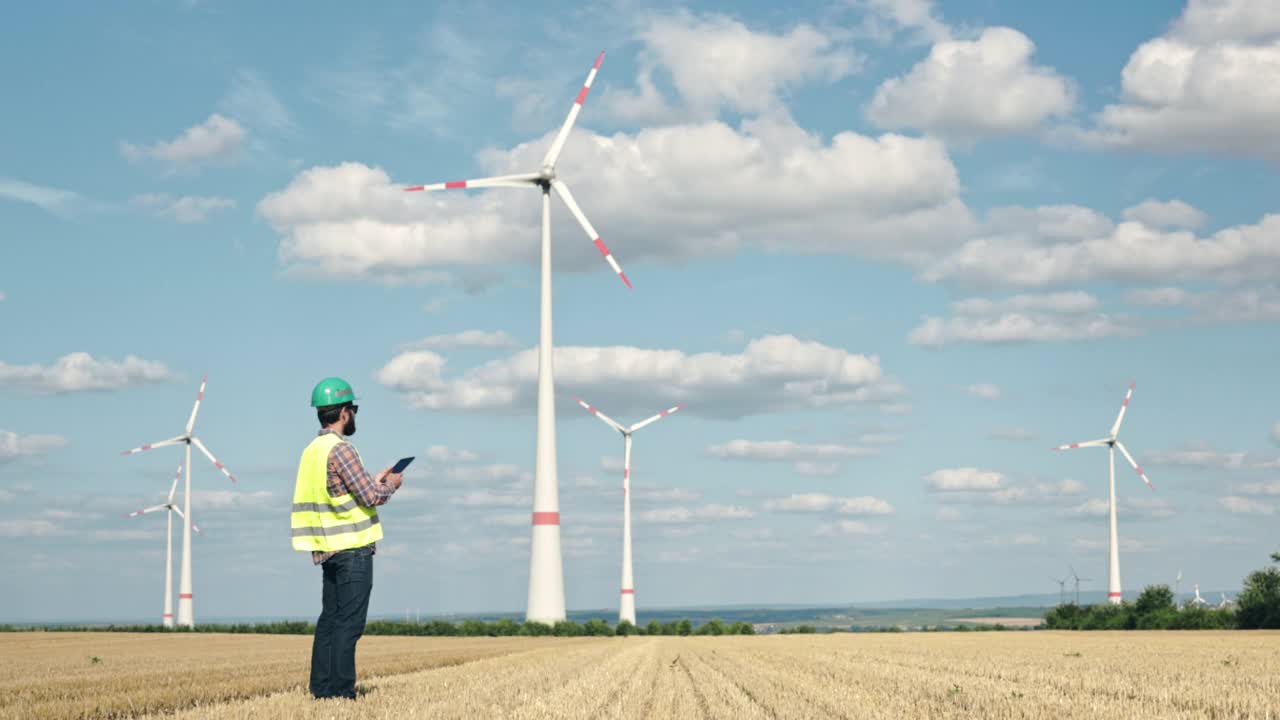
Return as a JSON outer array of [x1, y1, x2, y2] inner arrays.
[[2, 631, 1277, 719]]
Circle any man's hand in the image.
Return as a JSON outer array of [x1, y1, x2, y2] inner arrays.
[[375, 467, 403, 492]]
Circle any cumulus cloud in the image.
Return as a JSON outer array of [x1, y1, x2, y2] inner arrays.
[[604, 10, 858, 122], [965, 383, 1002, 400], [376, 334, 899, 419], [814, 520, 882, 537], [929, 470, 1084, 507], [1070, 0, 1280, 160], [0, 431, 68, 463], [0, 352, 174, 393], [858, 0, 951, 44], [762, 493, 895, 515], [923, 204, 1280, 288], [1147, 442, 1280, 471], [910, 290, 1135, 347], [120, 114, 246, 173], [926, 467, 1004, 491], [131, 194, 236, 224], [706, 439, 877, 476], [1123, 199, 1207, 230], [1068, 496, 1175, 519], [867, 27, 1075, 139], [637, 504, 755, 524], [1218, 495, 1275, 515], [0, 177, 82, 216], [424, 445, 481, 463], [258, 116, 969, 284], [403, 330, 519, 351]]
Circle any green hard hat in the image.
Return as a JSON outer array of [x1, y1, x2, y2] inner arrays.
[[311, 377, 357, 408]]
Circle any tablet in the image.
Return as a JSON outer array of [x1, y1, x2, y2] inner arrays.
[[391, 456, 415, 474]]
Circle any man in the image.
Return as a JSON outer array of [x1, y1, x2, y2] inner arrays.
[[291, 377, 403, 700]]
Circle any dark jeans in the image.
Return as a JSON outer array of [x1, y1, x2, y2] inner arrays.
[[310, 545, 374, 699]]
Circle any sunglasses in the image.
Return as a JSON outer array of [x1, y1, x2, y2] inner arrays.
[[346, 404, 359, 415]]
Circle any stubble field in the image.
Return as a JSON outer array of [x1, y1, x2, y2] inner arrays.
[[2, 631, 1277, 719]]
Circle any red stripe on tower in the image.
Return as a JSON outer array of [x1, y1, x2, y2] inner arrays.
[[532, 512, 560, 526], [1108, 592, 1122, 598], [621, 589, 634, 595], [445, 180, 467, 189], [179, 593, 193, 599]]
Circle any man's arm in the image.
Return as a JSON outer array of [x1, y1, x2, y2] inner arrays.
[[330, 443, 398, 507]]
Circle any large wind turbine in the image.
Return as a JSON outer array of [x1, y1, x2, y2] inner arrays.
[[575, 397, 682, 625], [121, 376, 236, 627], [123, 464, 203, 627], [402, 54, 631, 623], [1054, 383, 1154, 605]]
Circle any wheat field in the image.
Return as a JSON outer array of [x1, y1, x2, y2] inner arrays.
[[2, 631, 1277, 719]]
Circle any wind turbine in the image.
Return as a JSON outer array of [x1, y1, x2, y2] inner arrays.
[[121, 375, 236, 627], [1052, 575, 1068, 606], [1070, 566, 1091, 605], [1175, 569, 1183, 603], [1054, 382, 1154, 605], [1190, 583, 1209, 608], [124, 464, 203, 627], [575, 397, 682, 625], [402, 54, 631, 623]]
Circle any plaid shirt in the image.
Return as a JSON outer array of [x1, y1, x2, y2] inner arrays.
[[312, 429, 396, 565]]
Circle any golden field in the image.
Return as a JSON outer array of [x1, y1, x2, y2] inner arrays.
[[1, 631, 1277, 719]]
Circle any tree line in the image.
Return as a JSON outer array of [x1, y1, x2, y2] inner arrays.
[[1044, 551, 1280, 630], [0, 617, 756, 637]]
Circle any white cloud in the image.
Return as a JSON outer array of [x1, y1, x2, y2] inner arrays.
[[404, 330, 519, 351], [451, 489, 526, 508], [926, 467, 1004, 491], [637, 504, 755, 524], [258, 116, 969, 284], [858, 0, 951, 44], [1123, 199, 1207, 230], [966, 383, 1002, 400], [0, 431, 68, 463], [1146, 442, 1280, 470], [131, 194, 236, 224], [706, 439, 877, 476], [604, 10, 858, 122], [377, 335, 899, 419], [425, 445, 480, 463], [910, 289, 1136, 347], [952, 291, 1102, 316], [923, 207, 1280, 288], [1218, 495, 1275, 515], [219, 69, 293, 134], [1069, 496, 1174, 519], [0, 177, 81, 216], [120, 114, 246, 173], [936, 506, 962, 521], [814, 520, 881, 537], [0, 352, 174, 393], [990, 427, 1036, 442], [1125, 285, 1280, 324], [191, 489, 274, 511], [1235, 480, 1280, 496], [1126, 287, 1191, 307], [762, 493, 894, 515], [1074, 0, 1280, 160], [635, 487, 703, 503], [0, 519, 63, 538], [867, 27, 1075, 140]]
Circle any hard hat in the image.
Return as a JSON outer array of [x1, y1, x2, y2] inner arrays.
[[311, 377, 357, 408]]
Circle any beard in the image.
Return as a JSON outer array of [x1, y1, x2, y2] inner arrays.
[[343, 417, 356, 436]]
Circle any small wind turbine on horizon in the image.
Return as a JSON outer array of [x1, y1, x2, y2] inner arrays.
[[1052, 575, 1068, 606], [576, 397, 682, 626], [1054, 382, 1155, 605], [401, 53, 632, 624], [121, 375, 236, 628], [124, 463, 203, 627], [1070, 566, 1091, 605]]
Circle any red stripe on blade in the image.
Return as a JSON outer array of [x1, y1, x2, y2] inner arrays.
[[445, 180, 467, 189], [594, 53, 604, 69], [592, 237, 610, 256], [179, 593, 193, 599], [532, 512, 560, 526], [576, 86, 589, 105], [404, 186, 424, 192], [619, 272, 632, 289]]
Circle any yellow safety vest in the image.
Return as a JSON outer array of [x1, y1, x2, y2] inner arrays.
[[291, 433, 383, 552]]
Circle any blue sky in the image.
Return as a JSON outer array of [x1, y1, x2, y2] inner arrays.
[[2, 0, 1278, 623]]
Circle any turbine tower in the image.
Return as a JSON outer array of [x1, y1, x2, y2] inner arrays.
[[124, 464, 203, 627], [402, 54, 631, 623], [1052, 575, 1068, 606], [122, 376, 236, 627], [1054, 382, 1154, 605], [575, 397, 682, 625]]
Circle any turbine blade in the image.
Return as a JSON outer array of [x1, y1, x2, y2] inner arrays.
[[542, 52, 604, 169], [1051, 438, 1110, 451], [172, 506, 203, 535], [185, 375, 208, 435], [125, 504, 168, 518], [1115, 441, 1154, 489], [403, 172, 542, 192], [1110, 382, 1135, 438], [629, 404, 684, 432], [168, 464, 183, 504], [551, 180, 631, 289], [574, 397, 626, 434], [121, 435, 187, 456], [191, 436, 236, 484]]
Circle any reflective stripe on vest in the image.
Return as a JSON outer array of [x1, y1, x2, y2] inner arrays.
[[291, 433, 383, 552]]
